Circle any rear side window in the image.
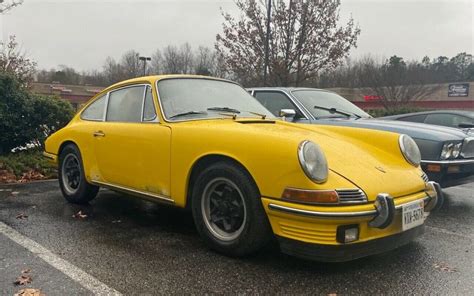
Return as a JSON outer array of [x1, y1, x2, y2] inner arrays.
[[81, 95, 106, 121], [424, 114, 473, 128], [143, 86, 157, 121], [107, 86, 145, 122], [399, 114, 427, 123], [254, 91, 297, 117]]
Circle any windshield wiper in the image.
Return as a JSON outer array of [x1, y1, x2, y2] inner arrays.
[[314, 105, 361, 119], [169, 111, 207, 119], [207, 107, 241, 114]]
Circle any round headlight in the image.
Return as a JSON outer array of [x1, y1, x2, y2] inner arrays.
[[399, 134, 421, 167], [298, 140, 328, 183]]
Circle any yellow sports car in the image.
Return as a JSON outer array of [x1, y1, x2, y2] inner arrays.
[[44, 75, 440, 262]]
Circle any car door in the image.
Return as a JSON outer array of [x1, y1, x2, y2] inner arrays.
[[93, 84, 171, 198]]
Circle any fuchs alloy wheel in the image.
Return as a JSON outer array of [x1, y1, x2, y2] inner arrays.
[[192, 161, 272, 257], [61, 153, 81, 195], [58, 144, 99, 204], [201, 177, 247, 241]]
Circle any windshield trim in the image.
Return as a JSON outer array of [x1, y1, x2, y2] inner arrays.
[[156, 77, 270, 123], [289, 89, 370, 120]]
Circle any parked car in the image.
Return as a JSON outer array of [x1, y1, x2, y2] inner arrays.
[[247, 87, 474, 188], [381, 110, 474, 135], [44, 76, 440, 262]]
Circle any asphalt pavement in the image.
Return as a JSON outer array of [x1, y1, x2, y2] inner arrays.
[[1, 180, 473, 295]]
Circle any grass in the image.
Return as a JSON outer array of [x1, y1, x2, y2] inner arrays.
[[0, 149, 57, 182]]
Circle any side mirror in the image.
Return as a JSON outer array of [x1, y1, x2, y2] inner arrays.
[[279, 109, 296, 121], [458, 122, 474, 128]]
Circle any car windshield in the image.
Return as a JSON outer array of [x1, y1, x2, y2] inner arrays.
[[157, 78, 274, 121], [292, 90, 371, 119]]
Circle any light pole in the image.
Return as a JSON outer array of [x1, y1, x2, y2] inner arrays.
[[263, 0, 272, 86], [139, 56, 151, 76]]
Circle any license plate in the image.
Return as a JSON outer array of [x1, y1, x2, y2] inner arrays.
[[402, 200, 425, 231]]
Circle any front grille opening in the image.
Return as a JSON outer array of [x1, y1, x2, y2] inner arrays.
[[421, 172, 429, 182], [336, 189, 367, 204]]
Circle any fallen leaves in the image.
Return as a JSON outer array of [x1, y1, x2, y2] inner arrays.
[[0, 169, 17, 183], [18, 170, 46, 183], [14, 269, 32, 285], [72, 210, 88, 219], [14, 288, 45, 296], [433, 262, 458, 273], [16, 213, 29, 220]]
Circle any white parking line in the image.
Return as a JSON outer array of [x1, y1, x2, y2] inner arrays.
[[426, 225, 473, 240], [0, 222, 122, 296]]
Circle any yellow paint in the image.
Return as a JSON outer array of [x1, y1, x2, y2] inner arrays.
[[45, 75, 429, 248]]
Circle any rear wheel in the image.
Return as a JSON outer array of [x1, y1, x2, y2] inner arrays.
[[191, 161, 272, 256], [58, 144, 99, 204]]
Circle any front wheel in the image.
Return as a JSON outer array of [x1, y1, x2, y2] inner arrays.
[[58, 144, 99, 204], [191, 162, 272, 257]]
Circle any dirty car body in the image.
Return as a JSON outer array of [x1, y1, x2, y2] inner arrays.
[[248, 87, 474, 188], [44, 76, 439, 262]]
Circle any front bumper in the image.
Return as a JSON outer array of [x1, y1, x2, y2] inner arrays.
[[262, 182, 441, 262], [43, 151, 58, 164], [421, 158, 474, 187], [278, 225, 424, 262]]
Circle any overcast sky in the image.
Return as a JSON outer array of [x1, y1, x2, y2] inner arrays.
[[1, 0, 472, 71]]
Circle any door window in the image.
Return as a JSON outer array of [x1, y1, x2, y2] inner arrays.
[[107, 86, 145, 122], [81, 95, 106, 121], [424, 114, 472, 128], [254, 91, 299, 117], [398, 114, 427, 123]]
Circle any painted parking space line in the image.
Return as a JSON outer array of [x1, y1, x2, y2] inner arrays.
[[0, 222, 122, 296]]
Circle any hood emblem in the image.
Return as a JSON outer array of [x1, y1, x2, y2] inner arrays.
[[375, 166, 386, 173]]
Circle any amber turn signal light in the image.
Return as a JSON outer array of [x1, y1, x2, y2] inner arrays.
[[426, 164, 441, 172], [282, 188, 339, 204]]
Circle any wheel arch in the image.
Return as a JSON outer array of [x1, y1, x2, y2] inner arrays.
[[185, 154, 258, 210], [58, 140, 78, 155]]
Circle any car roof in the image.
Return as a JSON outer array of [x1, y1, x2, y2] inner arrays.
[[388, 110, 474, 118], [105, 74, 236, 92], [247, 86, 334, 93]]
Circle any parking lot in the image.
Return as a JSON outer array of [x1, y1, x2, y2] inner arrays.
[[1, 180, 473, 295]]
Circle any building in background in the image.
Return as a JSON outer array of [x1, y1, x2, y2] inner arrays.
[[30, 81, 474, 112], [30, 82, 104, 111]]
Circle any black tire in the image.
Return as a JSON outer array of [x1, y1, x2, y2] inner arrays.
[[58, 144, 99, 204], [191, 161, 272, 257]]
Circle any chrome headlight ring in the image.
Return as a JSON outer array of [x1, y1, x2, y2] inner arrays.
[[298, 140, 328, 183], [399, 134, 421, 167]]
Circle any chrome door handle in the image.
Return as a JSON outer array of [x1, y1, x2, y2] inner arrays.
[[93, 131, 105, 137]]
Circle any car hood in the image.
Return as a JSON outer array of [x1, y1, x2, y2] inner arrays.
[[193, 119, 426, 200], [285, 122, 425, 199], [312, 118, 469, 142]]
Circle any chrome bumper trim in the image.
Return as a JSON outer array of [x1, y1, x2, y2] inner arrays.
[[421, 159, 474, 165], [268, 196, 430, 219]]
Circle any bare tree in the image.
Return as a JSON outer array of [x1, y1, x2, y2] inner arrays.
[[216, 0, 360, 86], [0, 0, 22, 14], [180, 42, 194, 74], [150, 49, 163, 75], [121, 50, 142, 78], [162, 45, 182, 74], [0, 35, 36, 86]]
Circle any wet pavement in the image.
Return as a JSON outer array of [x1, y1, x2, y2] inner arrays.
[[1, 180, 473, 295]]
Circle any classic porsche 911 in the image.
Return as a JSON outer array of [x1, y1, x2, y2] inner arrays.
[[44, 75, 440, 262]]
